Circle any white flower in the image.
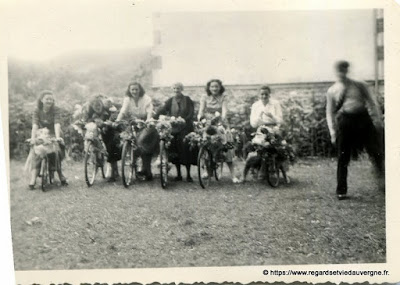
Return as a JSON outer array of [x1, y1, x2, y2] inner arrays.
[[215, 111, 221, 117], [281, 140, 287, 145], [272, 126, 279, 133]]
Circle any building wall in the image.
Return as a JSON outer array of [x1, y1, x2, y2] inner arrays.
[[152, 10, 381, 87]]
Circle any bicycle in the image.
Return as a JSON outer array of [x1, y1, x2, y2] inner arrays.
[[120, 118, 147, 188], [256, 146, 281, 187], [187, 117, 232, 189], [244, 125, 294, 187], [26, 137, 62, 191], [81, 121, 109, 187], [153, 116, 185, 189]]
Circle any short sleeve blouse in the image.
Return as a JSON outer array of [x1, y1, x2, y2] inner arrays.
[[200, 94, 226, 118], [32, 106, 61, 135]]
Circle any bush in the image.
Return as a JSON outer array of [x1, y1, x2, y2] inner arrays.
[[10, 92, 385, 160]]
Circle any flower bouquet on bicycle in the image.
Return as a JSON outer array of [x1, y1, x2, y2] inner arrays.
[[184, 113, 234, 188], [25, 128, 66, 191], [75, 119, 117, 187], [246, 125, 295, 187], [118, 117, 150, 187]]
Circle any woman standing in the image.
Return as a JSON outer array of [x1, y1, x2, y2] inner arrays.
[[198, 79, 240, 183], [155, 82, 196, 182], [28, 90, 68, 189], [116, 82, 159, 181]]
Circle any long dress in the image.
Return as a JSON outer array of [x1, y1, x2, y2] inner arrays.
[[199, 94, 234, 162], [155, 95, 197, 165]]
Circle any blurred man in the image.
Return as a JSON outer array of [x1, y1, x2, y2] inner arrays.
[[326, 61, 384, 200]]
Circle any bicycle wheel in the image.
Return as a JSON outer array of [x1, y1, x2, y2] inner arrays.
[[41, 157, 49, 192], [198, 146, 212, 189], [266, 156, 280, 187], [121, 141, 135, 188], [84, 141, 98, 187], [159, 140, 168, 189]]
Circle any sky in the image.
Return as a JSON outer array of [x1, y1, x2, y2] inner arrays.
[[0, 0, 154, 61], [153, 10, 378, 85], [0, 0, 380, 84]]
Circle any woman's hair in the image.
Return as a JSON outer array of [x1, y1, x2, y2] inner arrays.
[[87, 96, 104, 115], [125, 82, 145, 98], [259, 85, 271, 94], [205, 79, 225, 96], [172, 82, 184, 91], [36, 90, 55, 111]]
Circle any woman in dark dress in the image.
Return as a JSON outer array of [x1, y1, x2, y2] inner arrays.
[[82, 95, 121, 181], [155, 82, 197, 182], [28, 90, 68, 189]]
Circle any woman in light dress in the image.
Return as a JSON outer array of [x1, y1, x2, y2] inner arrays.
[[198, 79, 240, 183], [116, 82, 159, 181]]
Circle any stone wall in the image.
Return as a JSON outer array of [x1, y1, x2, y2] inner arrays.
[[149, 80, 384, 116]]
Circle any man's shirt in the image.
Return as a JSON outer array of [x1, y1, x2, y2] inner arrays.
[[250, 99, 283, 129], [326, 78, 382, 139]]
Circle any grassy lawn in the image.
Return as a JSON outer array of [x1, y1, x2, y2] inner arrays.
[[9, 157, 385, 270]]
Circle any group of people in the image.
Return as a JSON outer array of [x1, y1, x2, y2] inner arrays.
[[26, 60, 385, 200]]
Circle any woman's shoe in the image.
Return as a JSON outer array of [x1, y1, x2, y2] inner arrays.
[[232, 177, 240, 184], [61, 180, 69, 186], [28, 184, 35, 190], [174, 176, 183, 182], [107, 176, 116, 183], [186, 176, 193, 182]]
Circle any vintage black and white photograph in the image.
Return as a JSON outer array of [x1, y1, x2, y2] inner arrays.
[[4, 0, 388, 275]]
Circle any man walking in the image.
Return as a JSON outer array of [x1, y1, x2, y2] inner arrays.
[[326, 61, 384, 200]]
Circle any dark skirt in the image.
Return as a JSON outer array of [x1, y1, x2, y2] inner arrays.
[[136, 126, 160, 155], [101, 125, 122, 163], [136, 126, 160, 177], [169, 129, 198, 166]]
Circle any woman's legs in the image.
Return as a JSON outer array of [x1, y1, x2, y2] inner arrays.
[[175, 164, 182, 181], [141, 154, 153, 180], [186, 164, 193, 182], [29, 167, 38, 187], [54, 153, 68, 185], [28, 152, 40, 187], [108, 161, 119, 182], [227, 161, 240, 183]]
